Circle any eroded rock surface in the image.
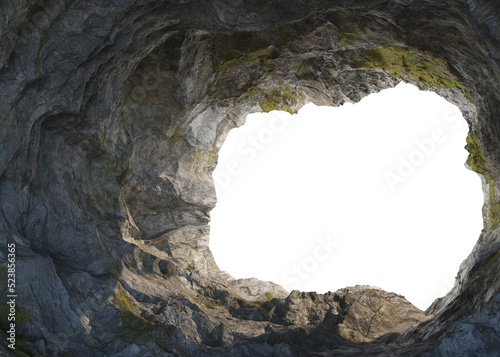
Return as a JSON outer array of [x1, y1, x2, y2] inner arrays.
[[0, 0, 499, 356]]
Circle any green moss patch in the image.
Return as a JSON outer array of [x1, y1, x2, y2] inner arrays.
[[466, 133, 486, 174], [244, 86, 304, 114], [236, 298, 263, 308], [339, 31, 358, 45], [115, 291, 135, 310], [294, 60, 316, 81], [194, 147, 218, 174], [484, 251, 500, 268], [466, 134, 500, 229], [491, 202, 500, 230], [120, 310, 154, 341], [114, 286, 155, 342], [236, 292, 275, 310], [214, 47, 274, 71], [168, 124, 183, 148], [260, 88, 293, 113], [106, 264, 122, 280], [222, 49, 242, 62], [358, 45, 471, 101]]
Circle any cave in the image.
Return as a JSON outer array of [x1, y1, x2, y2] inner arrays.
[[0, 0, 499, 356]]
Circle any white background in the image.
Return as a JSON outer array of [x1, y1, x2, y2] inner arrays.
[[209, 82, 484, 310]]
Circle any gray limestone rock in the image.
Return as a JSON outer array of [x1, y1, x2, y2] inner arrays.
[[0, 0, 499, 356]]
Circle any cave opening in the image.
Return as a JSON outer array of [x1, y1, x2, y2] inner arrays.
[[209, 82, 484, 310]]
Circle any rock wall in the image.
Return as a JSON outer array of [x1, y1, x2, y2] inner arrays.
[[0, 0, 499, 356]]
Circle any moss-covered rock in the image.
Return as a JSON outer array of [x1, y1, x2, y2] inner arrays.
[[114, 285, 155, 343], [243, 86, 304, 114], [358, 45, 471, 101], [466, 133, 500, 229]]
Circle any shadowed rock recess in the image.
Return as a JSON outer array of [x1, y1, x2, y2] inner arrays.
[[0, 0, 499, 356]]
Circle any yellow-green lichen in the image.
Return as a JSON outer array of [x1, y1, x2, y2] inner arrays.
[[339, 31, 358, 45], [466, 133, 500, 229], [106, 264, 122, 280], [168, 125, 183, 148], [120, 310, 154, 342], [260, 88, 292, 113], [236, 298, 261, 307], [278, 32, 288, 48], [484, 251, 500, 268], [222, 49, 242, 63], [194, 147, 218, 174], [236, 292, 275, 310], [358, 45, 471, 101], [208, 149, 217, 162], [491, 202, 500, 230], [214, 47, 273, 71], [115, 291, 135, 310], [203, 297, 226, 308], [244, 86, 303, 114], [114, 286, 154, 342], [194, 148, 203, 172], [294, 61, 315, 81], [466, 133, 486, 174]]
